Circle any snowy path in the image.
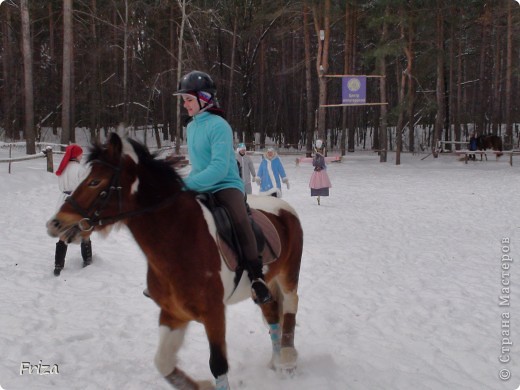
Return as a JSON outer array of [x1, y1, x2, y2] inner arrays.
[[1, 150, 519, 390]]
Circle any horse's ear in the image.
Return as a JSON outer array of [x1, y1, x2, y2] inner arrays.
[[108, 132, 123, 158]]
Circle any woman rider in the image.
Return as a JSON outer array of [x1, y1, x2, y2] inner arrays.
[[175, 70, 272, 305]]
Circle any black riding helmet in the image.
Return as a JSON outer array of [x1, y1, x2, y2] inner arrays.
[[176, 70, 217, 96], [175, 70, 226, 119]]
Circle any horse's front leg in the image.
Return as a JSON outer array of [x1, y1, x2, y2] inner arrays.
[[155, 313, 213, 390], [202, 305, 230, 390]]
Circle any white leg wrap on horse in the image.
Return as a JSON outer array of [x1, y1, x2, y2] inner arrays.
[[155, 325, 186, 376], [281, 290, 298, 314], [215, 374, 230, 390]]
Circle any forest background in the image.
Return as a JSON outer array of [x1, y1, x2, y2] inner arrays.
[[1, 0, 519, 162]]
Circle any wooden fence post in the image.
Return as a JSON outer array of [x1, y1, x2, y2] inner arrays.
[[45, 146, 54, 173]]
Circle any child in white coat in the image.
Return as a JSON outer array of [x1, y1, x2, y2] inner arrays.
[[53, 144, 92, 276]]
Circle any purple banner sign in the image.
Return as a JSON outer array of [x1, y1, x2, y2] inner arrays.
[[342, 76, 366, 104]]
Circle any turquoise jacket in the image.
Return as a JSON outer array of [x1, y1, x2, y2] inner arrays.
[[184, 111, 244, 194]]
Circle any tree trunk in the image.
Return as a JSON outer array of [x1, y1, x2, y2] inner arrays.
[[303, 4, 314, 157], [89, 0, 100, 143], [395, 5, 408, 165], [395, 67, 406, 165], [258, 33, 265, 151], [61, 0, 73, 146], [168, 4, 176, 142], [476, 4, 492, 136], [447, 6, 455, 151], [342, 1, 357, 155], [378, 5, 389, 163], [312, 0, 330, 147], [175, 0, 186, 155], [1, 5, 16, 140], [123, 0, 129, 125], [405, 10, 415, 153], [433, 1, 445, 157], [505, 0, 513, 148], [70, 34, 76, 144], [229, 13, 238, 132], [49, 2, 58, 136], [491, 6, 501, 136], [21, 0, 36, 154], [454, 25, 462, 150]]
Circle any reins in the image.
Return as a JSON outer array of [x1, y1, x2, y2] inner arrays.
[[72, 192, 182, 230]]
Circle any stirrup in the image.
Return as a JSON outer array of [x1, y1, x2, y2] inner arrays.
[[251, 278, 273, 304]]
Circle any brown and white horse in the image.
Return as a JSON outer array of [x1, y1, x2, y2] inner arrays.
[[46, 133, 303, 389]]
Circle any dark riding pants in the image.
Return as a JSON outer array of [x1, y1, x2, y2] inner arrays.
[[213, 188, 261, 272]]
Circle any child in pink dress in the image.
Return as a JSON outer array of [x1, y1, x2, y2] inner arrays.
[[309, 139, 332, 205]]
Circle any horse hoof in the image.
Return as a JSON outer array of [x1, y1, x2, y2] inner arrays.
[[281, 365, 297, 378], [274, 362, 297, 378], [196, 379, 215, 390], [273, 347, 297, 375], [279, 347, 298, 366]]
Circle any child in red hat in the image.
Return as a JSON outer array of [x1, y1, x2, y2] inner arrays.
[[53, 144, 93, 276]]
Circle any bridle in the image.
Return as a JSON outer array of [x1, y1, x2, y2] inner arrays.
[[66, 159, 124, 231], [65, 158, 182, 232]]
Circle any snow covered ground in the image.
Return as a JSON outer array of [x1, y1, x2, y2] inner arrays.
[[1, 141, 519, 390]]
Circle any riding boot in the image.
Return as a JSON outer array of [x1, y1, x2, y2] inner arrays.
[[81, 239, 93, 267], [54, 241, 67, 276], [247, 261, 273, 305]]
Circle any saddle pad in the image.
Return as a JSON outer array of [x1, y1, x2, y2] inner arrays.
[[217, 209, 281, 271]]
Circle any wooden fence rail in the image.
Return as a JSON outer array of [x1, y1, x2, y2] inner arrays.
[[0, 146, 57, 174]]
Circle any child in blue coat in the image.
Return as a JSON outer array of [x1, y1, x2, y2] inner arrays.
[[256, 148, 289, 198]]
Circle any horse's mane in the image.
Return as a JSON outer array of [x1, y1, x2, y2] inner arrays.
[[128, 138, 185, 188], [88, 137, 186, 197]]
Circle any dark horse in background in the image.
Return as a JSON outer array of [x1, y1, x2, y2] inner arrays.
[[476, 134, 503, 156], [46, 133, 304, 390]]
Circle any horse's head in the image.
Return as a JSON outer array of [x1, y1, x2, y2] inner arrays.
[[46, 133, 139, 243]]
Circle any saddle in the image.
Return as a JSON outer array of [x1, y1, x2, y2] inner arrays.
[[196, 193, 281, 271]]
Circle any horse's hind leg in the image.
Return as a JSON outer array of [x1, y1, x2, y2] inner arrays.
[[258, 299, 282, 369], [279, 310, 298, 371], [260, 282, 299, 372], [278, 288, 298, 372]]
